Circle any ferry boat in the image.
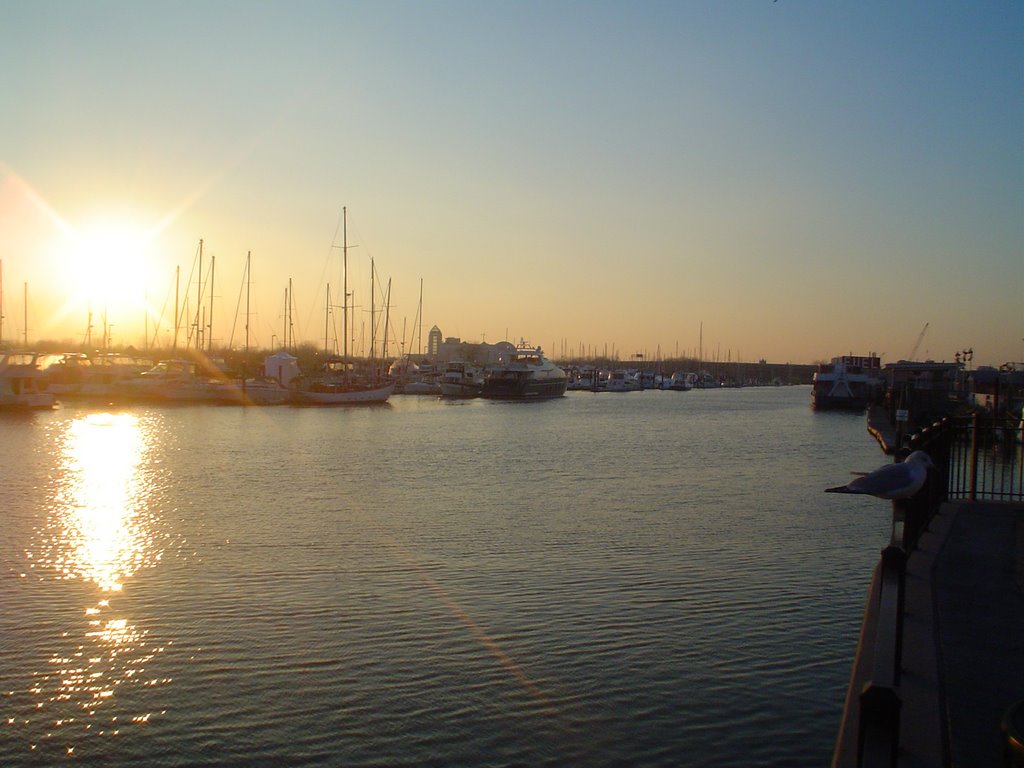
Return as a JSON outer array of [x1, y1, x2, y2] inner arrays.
[[811, 354, 882, 411], [480, 343, 567, 400]]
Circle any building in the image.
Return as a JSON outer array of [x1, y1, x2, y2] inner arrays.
[[969, 366, 1024, 417], [430, 331, 516, 366], [883, 360, 964, 427]]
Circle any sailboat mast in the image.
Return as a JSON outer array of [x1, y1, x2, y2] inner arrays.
[[23, 282, 28, 348], [288, 277, 294, 350], [342, 206, 348, 360], [324, 283, 331, 354], [417, 278, 423, 355], [0, 259, 4, 347], [243, 251, 250, 391], [374, 257, 378, 362], [192, 239, 204, 350], [173, 265, 180, 350], [208, 254, 215, 353], [382, 278, 391, 360]]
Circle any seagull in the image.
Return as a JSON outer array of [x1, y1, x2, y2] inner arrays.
[[825, 450, 935, 499]]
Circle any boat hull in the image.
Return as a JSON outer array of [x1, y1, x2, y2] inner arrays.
[[0, 392, 56, 410], [439, 382, 482, 398], [480, 376, 567, 400], [294, 382, 394, 404], [810, 391, 871, 411]]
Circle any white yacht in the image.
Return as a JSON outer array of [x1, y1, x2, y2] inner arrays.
[[480, 343, 567, 400], [0, 353, 58, 410], [439, 361, 483, 398], [667, 371, 694, 391], [605, 370, 641, 392]]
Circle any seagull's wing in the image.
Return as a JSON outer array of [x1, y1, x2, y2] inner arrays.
[[845, 461, 925, 499]]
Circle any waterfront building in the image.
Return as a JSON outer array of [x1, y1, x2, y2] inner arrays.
[[427, 325, 443, 358]]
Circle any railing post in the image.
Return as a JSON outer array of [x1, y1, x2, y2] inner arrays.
[[969, 412, 979, 501], [882, 544, 906, 687], [859, 684, 902, 767], [858, 544, 906, 767]]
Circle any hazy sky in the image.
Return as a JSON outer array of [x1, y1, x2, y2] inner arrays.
[[2, 1, 1021, 365]]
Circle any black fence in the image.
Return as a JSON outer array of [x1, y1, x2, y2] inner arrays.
[[845, 414, 1023, 767], [944, 414, 1024, 502]]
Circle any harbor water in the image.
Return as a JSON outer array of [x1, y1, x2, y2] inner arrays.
[[1, 386, 891, 766]]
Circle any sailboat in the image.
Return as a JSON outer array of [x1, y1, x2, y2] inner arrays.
[[229, 251, 291, 405], [291, 208, 393, 405]]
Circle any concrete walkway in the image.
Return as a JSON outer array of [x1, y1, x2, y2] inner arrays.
[[833, 500, 1024, 767], [930, 501, 1024, 766]]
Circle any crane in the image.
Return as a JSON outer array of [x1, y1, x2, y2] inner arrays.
[[908, 322, 929, 361]]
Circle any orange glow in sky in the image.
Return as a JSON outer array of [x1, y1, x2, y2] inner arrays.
[[1, 4, 1021, 366]]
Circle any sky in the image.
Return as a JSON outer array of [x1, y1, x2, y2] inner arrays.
[[1, 1, 1021, 366]]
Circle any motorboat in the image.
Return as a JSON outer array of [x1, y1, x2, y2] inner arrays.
[[480, 343, 567, 400], [811, 355, 883, 411], [667, 371, 694, 391], [606, 370, 641, 392], [567, 366, 606, 391], [439, 361, 483, 398], [115, 359, 232, 403], [39, 352, 152, 399], [0, 353, 57, 410]]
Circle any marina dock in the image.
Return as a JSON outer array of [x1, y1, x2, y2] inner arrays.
[[833, 416, 1024, 767]]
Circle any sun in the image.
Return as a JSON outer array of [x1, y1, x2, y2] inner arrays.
[[65, 216, 162, 323]]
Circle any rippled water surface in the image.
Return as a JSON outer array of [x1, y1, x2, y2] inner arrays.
[[1, 386, 891, 766]]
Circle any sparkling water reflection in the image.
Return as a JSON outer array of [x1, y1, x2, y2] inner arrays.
[[1, 391, 889, 766], [3, 412, 174, 760], [49, 413, 151, 590]]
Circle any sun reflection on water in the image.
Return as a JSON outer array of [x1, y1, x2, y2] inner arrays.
[[58, 412, 148, 590], [10, 412, 174, 759]]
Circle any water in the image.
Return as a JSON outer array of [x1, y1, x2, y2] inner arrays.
[[1, 386, 891, 766]]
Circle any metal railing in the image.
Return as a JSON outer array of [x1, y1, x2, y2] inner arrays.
[[853, 414, 1023, 767], [945, 414, 1024, 502]]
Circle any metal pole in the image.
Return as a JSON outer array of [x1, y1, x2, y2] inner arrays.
[[969, 412, 979, 501]]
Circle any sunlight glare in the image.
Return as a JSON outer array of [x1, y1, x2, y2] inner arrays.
[[59, 413, 147, 591], [67, 217, 160, 320]]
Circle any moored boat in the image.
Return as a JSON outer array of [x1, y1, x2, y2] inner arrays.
[[480, 343, 567, 400], [291, 358, 394, 405], [811, 354, 882, 411], [0, 353, 57, 410], [667, 371, 694, 391], [567, 366, 603, 391], [606, 369, 641, 392], [114, 359, 223, 403], [39, 352, 152, 399], [439, 361, 483, 398], [293, 380, 395, 404]]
